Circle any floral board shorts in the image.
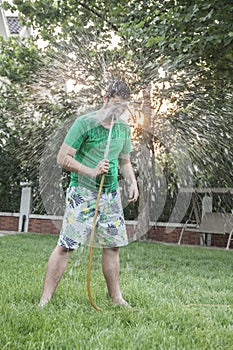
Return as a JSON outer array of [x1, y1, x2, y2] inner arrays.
[[58, 186, 128, 249]]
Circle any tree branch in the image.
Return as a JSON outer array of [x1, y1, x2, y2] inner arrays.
[[77, 1, 119, 33]]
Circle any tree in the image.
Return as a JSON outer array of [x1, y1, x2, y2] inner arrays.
[[0, 37, 76, 212], [1, 0, 232, 229]]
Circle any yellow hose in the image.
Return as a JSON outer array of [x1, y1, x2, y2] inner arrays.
[[87, 174, 105, 312], [87, 116, 114, 311]]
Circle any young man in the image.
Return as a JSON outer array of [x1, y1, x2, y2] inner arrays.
[[39, 80, 138, 307]]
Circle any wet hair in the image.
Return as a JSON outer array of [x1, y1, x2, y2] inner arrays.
[[106, 80, 130, 100]]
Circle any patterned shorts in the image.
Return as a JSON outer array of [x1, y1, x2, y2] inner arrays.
[[58, 186, 128, 249]]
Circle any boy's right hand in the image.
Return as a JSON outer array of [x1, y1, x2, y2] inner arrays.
[[94, 159, 109, 177]]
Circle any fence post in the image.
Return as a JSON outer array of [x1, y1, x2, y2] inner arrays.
[[18, 182, 32, 233]]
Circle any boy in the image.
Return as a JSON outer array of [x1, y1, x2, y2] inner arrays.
[[39, 80, 138, 307]]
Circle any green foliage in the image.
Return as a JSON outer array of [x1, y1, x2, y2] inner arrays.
[[171, 91, 233, 187], [0, 37, 43, 82], [8, 0, 231, 65], [0, 64, 76, 213], [0, 0, 232, 219], [4, 0, 233, 76], [0, 236, 233, 349], [117, 0, 233, 74]]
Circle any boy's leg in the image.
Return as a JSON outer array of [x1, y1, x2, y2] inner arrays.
[[102, 247, 130, 306], [39, 245, 72, 306]]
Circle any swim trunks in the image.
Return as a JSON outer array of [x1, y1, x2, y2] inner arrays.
[[58, 186, 128, 249]]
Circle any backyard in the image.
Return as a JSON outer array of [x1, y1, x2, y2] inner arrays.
[[0, 233, 232, 349]]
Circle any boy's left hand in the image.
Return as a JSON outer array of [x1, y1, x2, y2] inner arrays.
[[128, 182, 139, 203]]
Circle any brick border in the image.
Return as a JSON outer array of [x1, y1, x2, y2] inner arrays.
[[0, 213, 232, 249]]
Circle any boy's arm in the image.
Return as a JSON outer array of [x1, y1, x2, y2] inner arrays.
[[119, 154, 139, 203], [57, 142, 109, 177]]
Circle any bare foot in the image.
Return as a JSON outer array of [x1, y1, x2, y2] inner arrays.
[[38, 298, 50, 307], [111, 297, 131, 308]]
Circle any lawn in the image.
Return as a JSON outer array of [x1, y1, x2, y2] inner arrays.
[[0, 233, 233, 350]]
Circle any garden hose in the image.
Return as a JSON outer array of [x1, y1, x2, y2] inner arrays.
[[87, 174, 105, 312], [87, 115, 115, 311]]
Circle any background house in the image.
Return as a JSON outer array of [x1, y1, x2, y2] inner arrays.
[[0, 3, 31, 39]]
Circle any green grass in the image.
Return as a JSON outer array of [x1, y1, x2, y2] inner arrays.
[[0, 234, 233, 350]]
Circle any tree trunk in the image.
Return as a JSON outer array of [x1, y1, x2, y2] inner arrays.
[[135, 84, 153, 240]]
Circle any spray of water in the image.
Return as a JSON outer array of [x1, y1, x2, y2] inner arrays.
[[2, 32, 232, 242]]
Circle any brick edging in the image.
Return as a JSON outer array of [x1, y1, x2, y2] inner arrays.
[[0, 213, 232, 249]]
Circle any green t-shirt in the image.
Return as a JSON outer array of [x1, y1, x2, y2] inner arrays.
[[64, 111, 131, 192]]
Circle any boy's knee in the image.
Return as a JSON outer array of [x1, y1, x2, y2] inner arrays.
[[103, 247, 119, 254], [110, 247, 119, 252], [56, 245, 73, 255]]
